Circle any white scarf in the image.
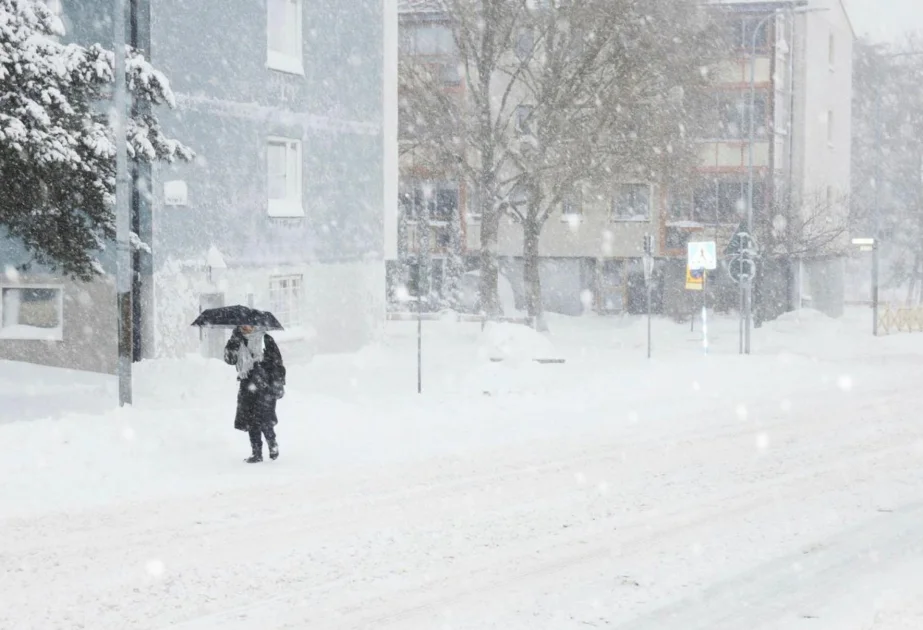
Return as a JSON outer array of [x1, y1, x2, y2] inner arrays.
[[237, 331, 265, 379]]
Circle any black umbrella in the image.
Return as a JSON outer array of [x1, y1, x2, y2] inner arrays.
[[191, 305, 284, 330]]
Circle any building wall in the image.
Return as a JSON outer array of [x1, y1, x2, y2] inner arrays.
[[0, 273, 117, 374], [790, 0, 853, 316], [796, 1, 853, 216]]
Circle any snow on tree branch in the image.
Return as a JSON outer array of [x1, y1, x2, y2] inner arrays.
[[0, 0, 194, 279]]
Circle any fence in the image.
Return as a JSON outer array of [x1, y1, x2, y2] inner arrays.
[[878, 303, 923, 334]]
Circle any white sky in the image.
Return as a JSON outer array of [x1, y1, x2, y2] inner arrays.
[[842, 0, 923, 42]]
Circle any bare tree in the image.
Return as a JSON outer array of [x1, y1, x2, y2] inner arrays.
[[851, 36, 923, 303], [400, 0, 720, 325]]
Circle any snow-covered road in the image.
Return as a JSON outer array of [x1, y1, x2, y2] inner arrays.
[[3, 328, 923, 629]]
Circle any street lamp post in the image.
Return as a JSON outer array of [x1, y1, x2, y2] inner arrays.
[[112, 0, 132, 405], [743, 2, 814, 354], [743, 11, 777, 355]]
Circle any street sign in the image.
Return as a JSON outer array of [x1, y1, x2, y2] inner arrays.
[[727, 257, 756, 283], [686, 266, 704, 291], [687, 241, 717, 271]]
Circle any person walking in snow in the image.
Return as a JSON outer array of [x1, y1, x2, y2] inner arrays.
[[224, 325, 286, 463]]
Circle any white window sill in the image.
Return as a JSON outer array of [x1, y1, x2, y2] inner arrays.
[[0, 326, 63, 341], [268, 200, 305, 218], [267, 51, 305, 76], [561, 214, 583, 223]]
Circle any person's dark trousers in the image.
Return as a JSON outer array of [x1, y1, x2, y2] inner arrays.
[[248, 421, 278, 461]]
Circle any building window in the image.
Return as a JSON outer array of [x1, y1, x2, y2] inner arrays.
[[267, 0, 303, 75], [404, 24, 455, 56], [515, 105, 534, 136], [611, 183, 651, 222], [828, 33, 835, 68], [561, 187, 582, 218], [727, 15, 770, 52], [515, 28, 534, 60], [0, 286, 64, 340], [827, 110, 834, 145], [269, 275, 303, 327], [440, 61, 462, 85], [510, 184, 529, 213], [715, 91, 769, 139], [692, 178, 765, 224], [400, 180, 459, 223], [267, 138, 303, 218], [466, 184, 481, 223]]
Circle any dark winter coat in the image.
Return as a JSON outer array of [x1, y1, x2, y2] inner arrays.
[[224, 332, 286, 432]]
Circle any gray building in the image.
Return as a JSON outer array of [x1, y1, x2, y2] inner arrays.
[[0, 0, 394, 373]]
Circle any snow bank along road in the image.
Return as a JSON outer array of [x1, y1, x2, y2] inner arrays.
[[2, 360, 923, 628]]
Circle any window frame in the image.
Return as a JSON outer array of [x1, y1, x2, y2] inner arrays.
[[267, 0, 304, 75], [713, 90, 770, 141], [268, 275, 304, 328], [400, 179, 459, 224], [267, 136, 304, 218], [560, 186, 583, 220], [0, 284, 65, 341], [610, 183, 652, 222]]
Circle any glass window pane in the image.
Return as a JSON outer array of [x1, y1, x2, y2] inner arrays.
[[284, 0, 299, 57], [416, 26, 439, 55], [268, 0, 285, 53], [268, 143, 287, 200], [286, 143, 300, 199], [2, 288, 60, 329]]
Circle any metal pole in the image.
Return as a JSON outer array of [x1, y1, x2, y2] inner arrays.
[[702, 271, 709, 356], [872, 88, 882, 336], [745, 15, 772, 356], [739, 272, 745, 355], [414, 187, 422, 394], [647, 272, 652, 359], [113, 0, 132, 406], [417, 266, 422, 394]]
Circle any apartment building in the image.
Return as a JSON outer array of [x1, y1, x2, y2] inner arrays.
[[396, 0, 853, 319], [666, 0, 855, 319], [0, 0, 393, 372]]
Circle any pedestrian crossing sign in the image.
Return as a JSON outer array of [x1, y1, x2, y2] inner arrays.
[[687, 241, 717, 272]]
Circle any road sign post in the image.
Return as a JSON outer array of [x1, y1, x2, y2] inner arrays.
[[687, 241, 716, 356], [643, 234, 654, 359]]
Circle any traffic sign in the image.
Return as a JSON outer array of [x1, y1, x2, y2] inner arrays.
[[686, 266, 704, 291], [687, 241, 717, 271], [727, 257, 756, 283]]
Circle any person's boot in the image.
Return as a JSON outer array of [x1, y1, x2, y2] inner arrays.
[[268, 440, 279, 461], [245, 444, 263, 463]]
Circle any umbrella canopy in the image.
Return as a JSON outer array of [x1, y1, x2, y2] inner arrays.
[[191, 305, 284, 330]]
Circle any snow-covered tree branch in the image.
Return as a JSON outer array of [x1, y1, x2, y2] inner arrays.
[[0, 0, 193, 280]]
